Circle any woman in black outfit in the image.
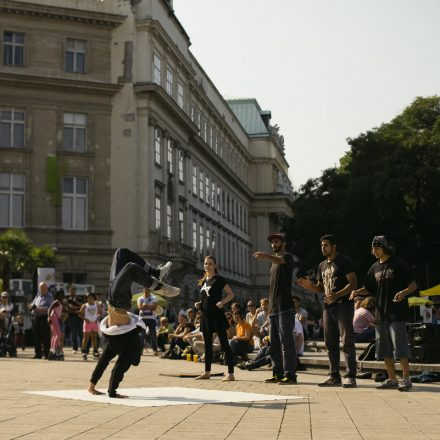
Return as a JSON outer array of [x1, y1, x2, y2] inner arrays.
[[195, 256, 235, 381]]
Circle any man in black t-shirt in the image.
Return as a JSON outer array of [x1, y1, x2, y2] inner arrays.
[[254, 232, 297, 385], [66, 285, 83, 353], [351, 235, 417, 392], [297, 234, 358, 388]]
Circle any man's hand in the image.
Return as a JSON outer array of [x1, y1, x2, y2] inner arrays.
[[297, 277, 314, 290], [393, 291, 405, 303], [253, 252, 266, 260], [324, 292, 338, 305]]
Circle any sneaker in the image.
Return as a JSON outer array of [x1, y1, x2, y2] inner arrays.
[[265, 375, 281, 383], [279, 376, 297, 385], [158, 261, 172, 282], [154, 282, 180, 298], [376, 379, 398, 389], [398, 379, 413, 392], [342, 377, 357, 388], [318, 377, 342, 387]]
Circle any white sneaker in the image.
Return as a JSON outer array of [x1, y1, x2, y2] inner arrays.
[[158, 261, 172, 282], [155, 282, 180, 298]]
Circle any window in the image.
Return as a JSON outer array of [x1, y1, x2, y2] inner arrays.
[[211, 181, 216, 209], [205, 175, 210, 205], [63, 112, 87, 152], [166, 204, 172, 239], [190, 105, 195, 122], [227, 194, 230, 221], [202, 120, 207, 142], [177, 81, 184, 109], [209, 126, 213, 147], [206, 227, 210, 253], [218, 136, 223, 159], [178, 149, 184, 182], [214, 131, 219, 154], [65, 39, 86, 73], [221, 190, 226, 216], [153, 53, 161, 85], [0, 108, 24, 148], [212, 230, 216, 254], [199, 170, 204, 201], [155, 192, 161, 230], [199, 224, 204, 257], [0, 173, 25, 227], [179, 209, 184, 243], [216, 186, 221, 212], [192, 165, 197, 195], [62, 177, 87, 230], [167, 139, 173, 174], [195, 108, 200, 129], [3, 31, 24, 67], [166, 68, 173, 96], [154, 128, 161, 165], [192, 220, 197, 252]]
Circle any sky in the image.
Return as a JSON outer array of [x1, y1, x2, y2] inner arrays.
[[173, 0, 440, 189]]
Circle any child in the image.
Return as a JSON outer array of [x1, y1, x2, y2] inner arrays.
[[80, 293, 101, 360], [47, 290, 65, 360]]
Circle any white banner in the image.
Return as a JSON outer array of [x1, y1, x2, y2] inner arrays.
[[37, 267, 56, 294]]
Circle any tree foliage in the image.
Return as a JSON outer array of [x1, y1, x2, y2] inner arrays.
[[285, 96, 440, 288], [0, 229, 60, 291]]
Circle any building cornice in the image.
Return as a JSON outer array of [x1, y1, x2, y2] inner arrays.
[[0, 1, 126, 27], [0, 72, 122, 96], [136, 18, 195, 78]]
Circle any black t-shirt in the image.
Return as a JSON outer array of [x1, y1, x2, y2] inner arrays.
[[364, 256, 414, 323], [317, 254, 355, 309], [268, 252, 294, 315], [200, 275, 227, 315]]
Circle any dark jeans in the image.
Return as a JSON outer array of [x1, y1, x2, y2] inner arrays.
[[269, 311, 297, 379], [354, 327, 375, 343], [202, 325, 234, 374], [248, 345, 271, 370], [69, 315, 83, 351], [157, 332, 168, 351], [230, 339, 254, 362], [323, 302, 357, 378], [107, 248, 160, 310], [140, 318, 157, 351], [90, 328, 141, 396], [32, 315, 50, 358]]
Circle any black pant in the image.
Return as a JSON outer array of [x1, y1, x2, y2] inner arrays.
[[202, 318, 234, 374], [90, 328, 141, 396], [33, 315, 50, 358], [107, 248, 160, 310]]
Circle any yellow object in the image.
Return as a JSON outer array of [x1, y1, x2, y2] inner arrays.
[[193, 354, 198, 362], [186, 354, 192, 361], [408, 296, 432, 307], [420, 284, 440, 296]]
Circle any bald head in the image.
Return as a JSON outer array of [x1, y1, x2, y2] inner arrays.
[[39, 282, 48, 294]]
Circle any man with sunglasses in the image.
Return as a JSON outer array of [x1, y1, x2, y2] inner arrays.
[[351, 235, 417, 392]]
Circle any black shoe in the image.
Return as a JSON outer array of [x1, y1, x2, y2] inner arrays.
[[279, 376, 298, 385], [265, 375, 281, 383], [318, 376, 342, 387]]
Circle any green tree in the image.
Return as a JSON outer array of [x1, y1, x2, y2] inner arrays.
[[286, 96, 440, 288], [0, 229, 59, 292]]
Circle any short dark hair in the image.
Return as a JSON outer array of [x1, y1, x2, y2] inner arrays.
[[320, 234, 337, 246]]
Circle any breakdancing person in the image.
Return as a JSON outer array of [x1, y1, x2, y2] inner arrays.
[[88, 248, 180, 398]]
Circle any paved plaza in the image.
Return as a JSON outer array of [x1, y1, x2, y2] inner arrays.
[[1, 351, 440, 440]]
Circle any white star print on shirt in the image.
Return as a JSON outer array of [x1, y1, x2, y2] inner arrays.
[[201, 283, 211, 296]]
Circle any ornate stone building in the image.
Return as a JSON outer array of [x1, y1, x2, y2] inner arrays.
[[0, 0, 293, 305]]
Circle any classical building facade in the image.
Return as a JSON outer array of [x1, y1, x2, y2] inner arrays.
[[0, 0, 293, 305]]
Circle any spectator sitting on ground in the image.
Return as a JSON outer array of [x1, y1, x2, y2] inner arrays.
[[306, 317, 319, 340], [353, 296, 376, 343], [251, 298, 270, 340], [187, 308, 196, 326], [225, 312, 236, 339], [157, 317, 173, 352], [238, 335, 271, 371], [160, 313, 194, 358], [231, 302, 242, 315], [293, 295, 309, 339], [230, 311, 254, 363], [245, 300, 258, 325]]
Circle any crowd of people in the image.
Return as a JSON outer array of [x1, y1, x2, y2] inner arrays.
[[1, 232, 436, 396]]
